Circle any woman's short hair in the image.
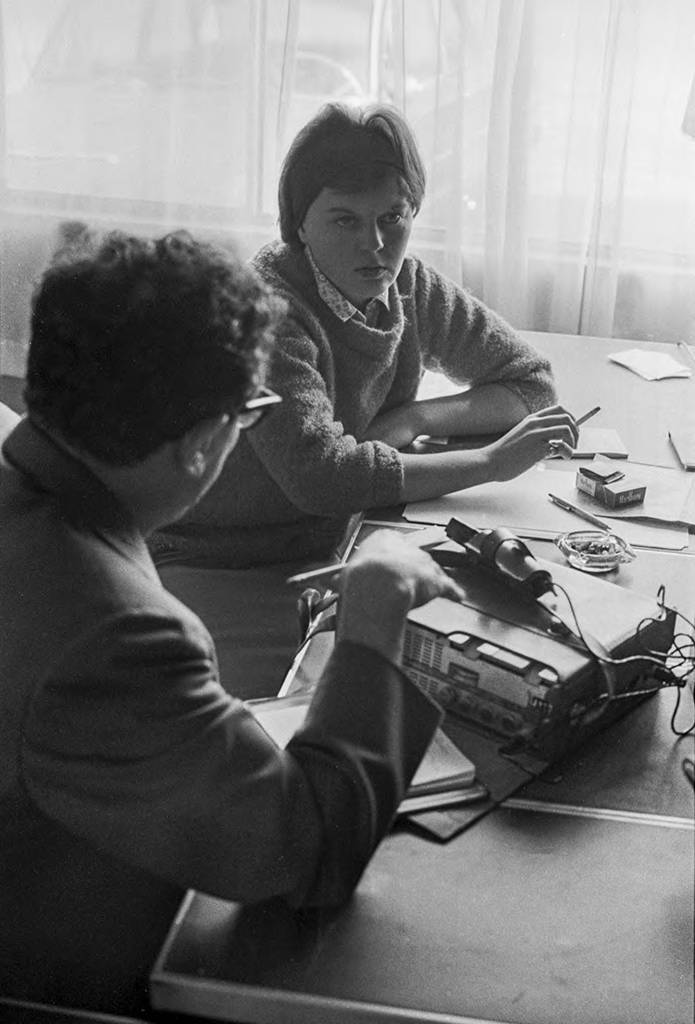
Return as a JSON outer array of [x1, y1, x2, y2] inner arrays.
[[26, 230, 283, 465], [278, 103, 426, 246]]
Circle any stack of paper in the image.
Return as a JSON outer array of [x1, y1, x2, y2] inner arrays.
[[608, 348, 691, 380]]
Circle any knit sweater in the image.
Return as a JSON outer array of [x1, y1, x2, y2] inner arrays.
[[153, 242, 556, 567]]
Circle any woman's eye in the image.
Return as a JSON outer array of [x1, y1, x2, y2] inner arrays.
[[334, 216, 355, 227], [381, 212, 403, 225]]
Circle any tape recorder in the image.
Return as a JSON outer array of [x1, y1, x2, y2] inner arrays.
[[403, 523, 677, 762]]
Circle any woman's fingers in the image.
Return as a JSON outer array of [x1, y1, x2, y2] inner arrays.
[[525, 406, 579, 445]]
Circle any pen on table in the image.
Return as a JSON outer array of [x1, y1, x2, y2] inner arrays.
[[547, 492, 636, 557], [575, 405, 601, 427]]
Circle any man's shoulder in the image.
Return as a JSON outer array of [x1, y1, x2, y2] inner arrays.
[[1, 489, 211, 662]]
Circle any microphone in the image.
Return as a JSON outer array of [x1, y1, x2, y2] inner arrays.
[[444, 518, 555, 600]]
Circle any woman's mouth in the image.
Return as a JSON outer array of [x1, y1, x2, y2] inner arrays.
[[355, 266, 390, 279]]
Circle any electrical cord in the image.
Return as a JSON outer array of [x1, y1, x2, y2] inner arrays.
[[548, 582, 694, 736]]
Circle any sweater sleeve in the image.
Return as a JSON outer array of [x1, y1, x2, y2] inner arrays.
[[20, 609, 440, 908], [409, 260, 557, 412], [247, 318, 404, 516]]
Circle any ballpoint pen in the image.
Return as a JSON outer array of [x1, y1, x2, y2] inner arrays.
[[547, 492, 636, 558]]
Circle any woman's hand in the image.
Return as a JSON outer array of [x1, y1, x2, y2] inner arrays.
[[484, 404, 579, 481]]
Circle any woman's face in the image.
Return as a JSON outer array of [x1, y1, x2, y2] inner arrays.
[[298, 171, 414, 309]]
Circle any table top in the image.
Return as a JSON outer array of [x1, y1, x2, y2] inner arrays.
[[152, 805, 693, 1024], [522, 331, 695, 470], [151, 332, 695, 1024]]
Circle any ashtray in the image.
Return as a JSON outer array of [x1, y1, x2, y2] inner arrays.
[[554, 529, 636, 574]]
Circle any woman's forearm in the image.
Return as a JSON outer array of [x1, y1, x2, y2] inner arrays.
[[400, 447, 493, 503], [414, 384, 530, 437], [363, 384, 530, 449]]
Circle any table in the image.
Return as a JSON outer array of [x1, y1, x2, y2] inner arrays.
[[521, 332, 695, 471], [151, 333, 695, 1024]]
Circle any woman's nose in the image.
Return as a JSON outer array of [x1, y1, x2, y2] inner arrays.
[[359, 220, 384, 253]]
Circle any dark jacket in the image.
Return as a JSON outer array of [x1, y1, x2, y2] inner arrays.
[[0, 418, 440, 1015]]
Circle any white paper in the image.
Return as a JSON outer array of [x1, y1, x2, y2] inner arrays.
[[608, 348, 691, 381], [403, 465, 690, 550]]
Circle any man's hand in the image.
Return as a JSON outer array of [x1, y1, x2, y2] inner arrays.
[[335, 531, 465, 665]]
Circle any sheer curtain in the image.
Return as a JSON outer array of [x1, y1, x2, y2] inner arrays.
[[2, 0, 694, 376]]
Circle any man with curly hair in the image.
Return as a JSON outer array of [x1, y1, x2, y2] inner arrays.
[[0, 230, 456, 1015]]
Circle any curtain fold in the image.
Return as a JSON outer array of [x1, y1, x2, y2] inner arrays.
[[1, 0, 694, 376]]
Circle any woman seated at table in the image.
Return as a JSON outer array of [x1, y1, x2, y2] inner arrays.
[[155, 103, 577, 694]]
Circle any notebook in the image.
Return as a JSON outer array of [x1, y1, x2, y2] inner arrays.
[[668, 428, 695, 471], [246, 693, 480, 815], [545, 426, 629, 459]]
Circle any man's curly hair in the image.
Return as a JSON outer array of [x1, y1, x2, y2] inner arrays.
[[25, 230, 282, 464]]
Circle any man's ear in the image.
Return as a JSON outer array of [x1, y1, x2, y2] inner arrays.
[[176, 415, 234, 479]]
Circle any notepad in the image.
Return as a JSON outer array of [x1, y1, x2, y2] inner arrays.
[[246, 694, 479, 815], [668, 428, 695, 471], [570, 427, 629, 459]]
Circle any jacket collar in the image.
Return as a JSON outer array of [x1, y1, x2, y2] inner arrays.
[[1, 417, 149, 561]]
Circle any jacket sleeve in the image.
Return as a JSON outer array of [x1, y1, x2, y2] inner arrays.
[[246, 325, 403, 516], [20, 608, 441, 908], [410, 260, 557, 412]]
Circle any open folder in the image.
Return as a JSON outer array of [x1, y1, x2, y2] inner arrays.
[[246, 693, 485, 814]]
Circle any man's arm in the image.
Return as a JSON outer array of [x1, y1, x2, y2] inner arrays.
[[19, 535, 456, 908]]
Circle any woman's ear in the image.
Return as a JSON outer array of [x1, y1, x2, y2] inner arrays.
[[297, 223, 307, 244]]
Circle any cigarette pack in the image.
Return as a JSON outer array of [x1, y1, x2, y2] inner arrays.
[[575, 467, 646, 508], [577, 458, 625, 485]]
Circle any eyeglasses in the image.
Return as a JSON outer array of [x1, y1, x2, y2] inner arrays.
[[236, 386, 282, 431]]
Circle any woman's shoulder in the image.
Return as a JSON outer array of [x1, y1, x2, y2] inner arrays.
[[251, 240, 311, 291], [396, 255, 467, 319], [250, 242, 326, 357], [397, 253, 458, 298]]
